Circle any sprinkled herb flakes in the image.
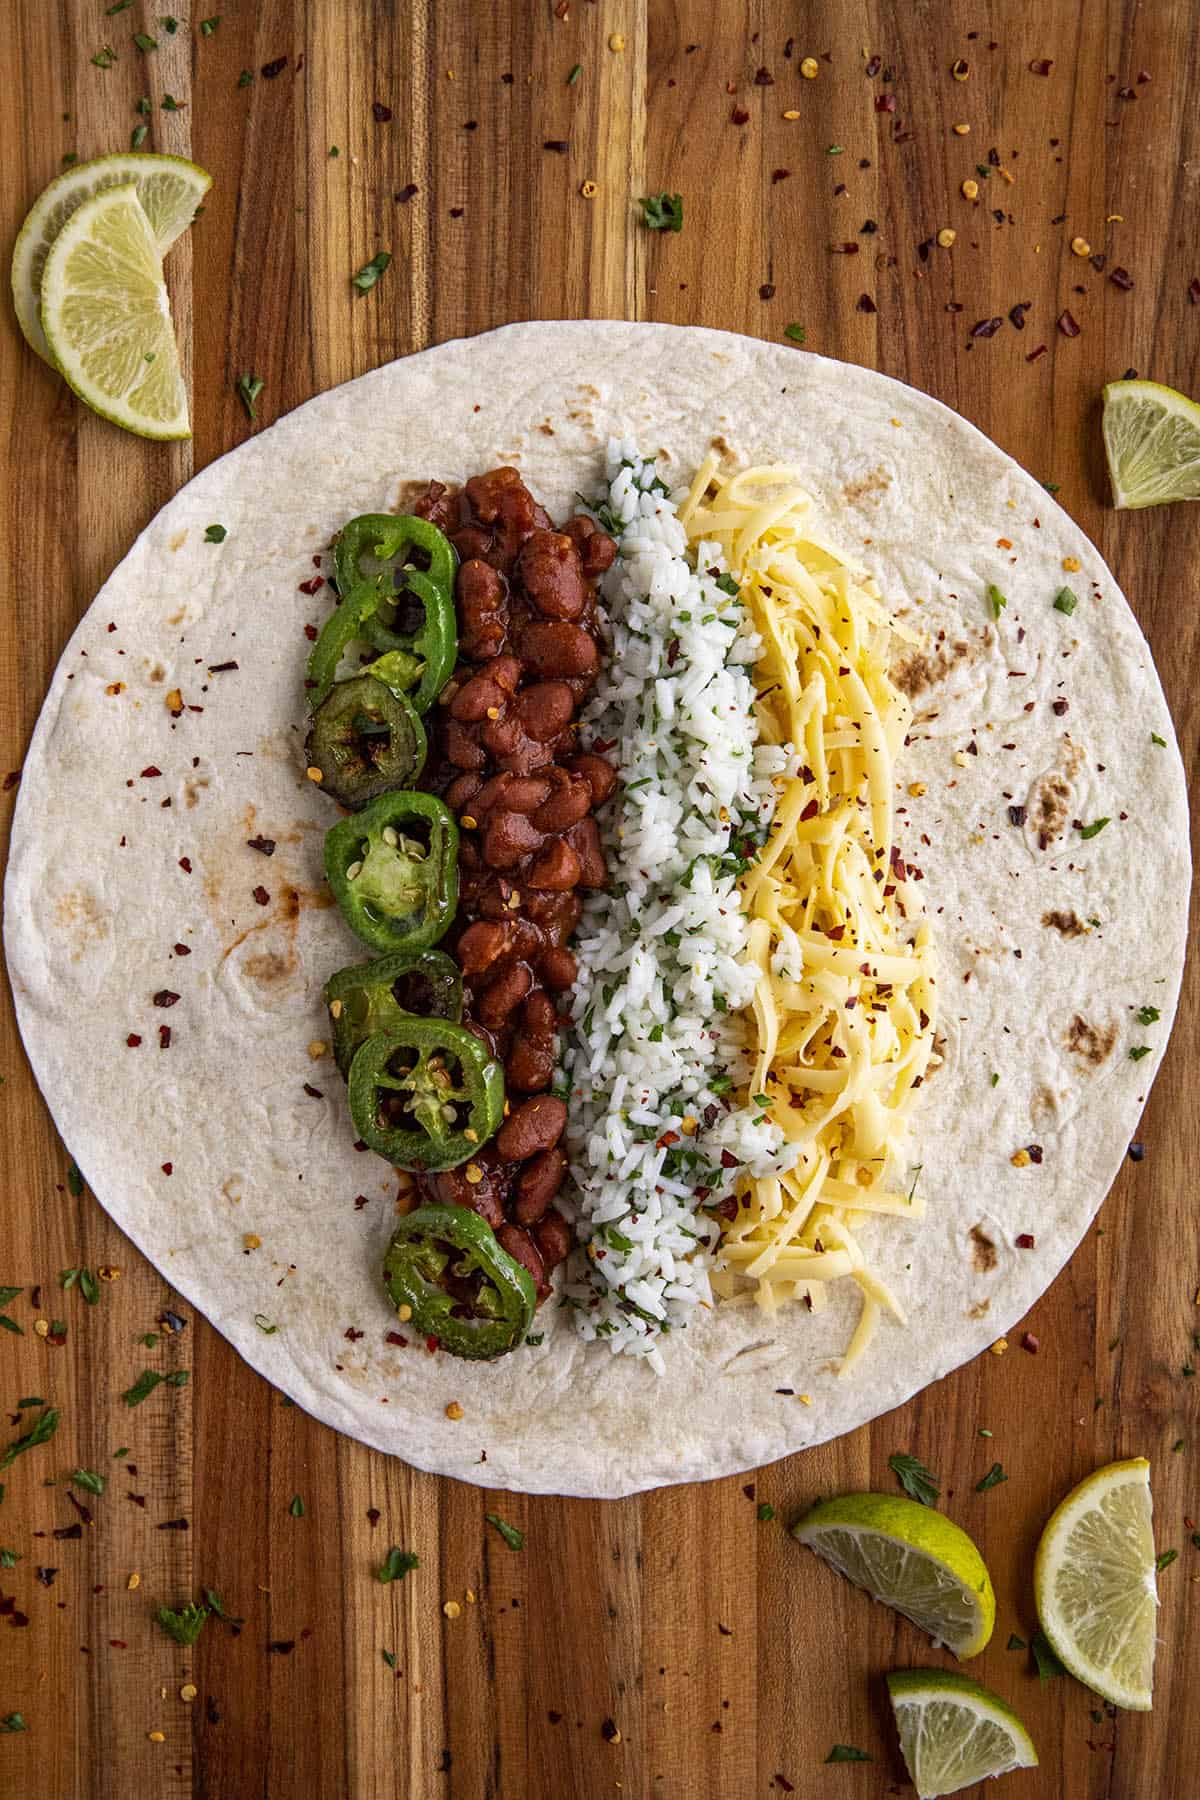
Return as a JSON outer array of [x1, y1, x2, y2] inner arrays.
[[639, 192, 684, 233], [352, 251, 392, 293], [485, 1513, 525, 1550], [377, 1546, 419, 1584], [888, 1452, 939, 1507]]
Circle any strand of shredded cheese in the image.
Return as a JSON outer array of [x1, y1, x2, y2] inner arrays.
[[681, 458, 937, 1372]]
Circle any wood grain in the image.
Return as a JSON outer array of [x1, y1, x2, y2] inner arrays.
[[1, 3, 1198, 1796]]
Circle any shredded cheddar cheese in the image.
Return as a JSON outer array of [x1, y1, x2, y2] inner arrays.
[[680, 459, 937, 1370]]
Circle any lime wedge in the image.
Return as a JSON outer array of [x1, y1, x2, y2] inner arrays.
[[887, 1670, 1038, 1799], [40, 185, 189, 441], [1102, 378, 1200, 509], [12, 150, 211, 365], [792, 1493, 995, 1659], [1034, 1456, 1158, 1709]]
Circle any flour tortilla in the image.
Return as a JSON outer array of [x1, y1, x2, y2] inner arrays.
[[4, 323, 1188, 1496]]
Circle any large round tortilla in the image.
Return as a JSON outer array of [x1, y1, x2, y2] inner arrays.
[[4, 323, 1188, 1495]]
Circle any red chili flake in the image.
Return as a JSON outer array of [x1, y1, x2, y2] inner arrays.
[[35, 1568, 58, 1587], [1026, 343, 1048, 362], [2, 771, 20, 792], [542, 139, 569, 153], [140, 765, 162, 779], [1029, 58, 1053, 75], [1057, 310, 1080, 337], [303, 623, 319, 642], [252, 886, 270, 906], [208, 660, 239, 674], [754, 66, 774, 85], [297, 575, 325, 595], [425, 1335, 439, 1353], [65, 1492, 92, 1525], [246, 837, 277, 860], [830, 242, 859, 254], [730, 105, 750, 125], [1051, 698, 1069, 716], [261, 56, 288, 79], [1027, 1144, 1044, 1164], [1137, 69, 1152, 82], [825, 923, 846, 941], [874, 93, 897, 112], [372, 100, 392, 121], [856, 293, 877, 313], [1116, 86, 1136, 100], [657, 1130, 680, 1149], [178, 856, 192, 873], [800, 797, 819, 822], [759, 283, 775, 299], [268, 1639, 296, 1654], [153, 990, 180, 1008], [865, 54, 881, 77], [109, 1639, 127, 1649], [775, 1778, 795, 1794], [1016, 1233, 1036, 1248], [53, 1523, 83, 1541], [1008, 302, 1031, 330], [161, 1162, 173, 1176], [666, 639, 681, 668], [395, 183, 419, 204], [172, 944, 191, 958], [971, 317, 1004, 338], [303, 1083, 323, 1099], [1020, 1331, 1040, 1353], [156, 1517, 190, 1531], [0, 1595, 30, 1628], [1188, 278, 1200, 305], [344, 1327, 364, 1342], [771, 168, 790, 184], [352, 1194, 370, 1211], [126, 1033, 142, 1048], [720, 1149, 739, 1170], [385, 1330, 407, 1346], [1107, 266, 1134, 291], [366, 1507, 381, 1528], [158, 1025, 171, 1050], [1007, 805, 1027, 826]]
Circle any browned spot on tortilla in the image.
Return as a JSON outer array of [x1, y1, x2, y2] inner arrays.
[[147, 662, 166, 684], [538, 422, 555, 436], [241, 947, 296, 986], [709, 433, 733, 457], [394, 478, 434, 510], [891, 635, 977, 700], [52, 887, 108, 960], [1042, 909, 1087, 937], [967, 1298, 991, 1319], [970, 1225, 997, 1273], [220, 1176, 243, 1204], [184, 776, 210, 809], [167, 608, 186, 626], [578, 383, 601, 401], [842, 466, 892, 505], [1030, 1083, 1059, 1130], [1065, 1014, 1116, 1068], [219, 883, 334, 961], [168, 529, 188, 552], [1027, 771, 1071, 846]]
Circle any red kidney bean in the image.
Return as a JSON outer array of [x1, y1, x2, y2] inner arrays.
[[425, 1163, 505, 1230], [527, 837, 582, 891], [532, 772, 591, 832], [517, 530, 587, 620], [482, 810, 543, 870], [533, 1209, 572, 1273], [456, 559, 508, 660], [563, 514, 618, 576], [444, 771, 484, 812], [516, 620, 598, 679], [456, 920, 511, 975], [567, 752, 618, 807], [505, 1032, 556, 1092], [537, 944, 578, 991], [516, 681, 576, 742], [473, 772, 551, 816], [444, 720, 488, 770], [497, 1222, 546, 1293], [412, 480, 459, 534], [524, 889, 581, 943], [450, 671, 507, 722], [565, 815, 607, 887], [523, 990, 558, 1037], [450, 526, 492, 563], [477, 961, 534, 1027], [514, 1148, 566, 1224], [496, 1095, 567, 1159]]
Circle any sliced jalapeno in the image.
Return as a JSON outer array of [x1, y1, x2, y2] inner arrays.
[[333, 514, 458, 712], [324, 948, 463, 1079], [324, 790, 458, 954], [349, 1020, 504, 1170], [383, 1204, 535, 1360], [304, 674, 427, 809]]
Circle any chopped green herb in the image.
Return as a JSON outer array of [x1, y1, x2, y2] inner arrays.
[[638, 192, 684, 233], [199, 15, 221, 34], [0, 1548, 21, 1567], [1042, 480, 1060, 493], [0, 1408, 60, 1472], [138, 1332, 158, 1348], [485, 1512, 525, 1551], [1151, 731, 1166, 747], [91, 47, 118, 69], [825, 144, 844, 156], [204, 524, 228, 543], [160, 14, 179, 30], [49, 1318, 67, 1341], [202, 1587, 244, 1625], [79, 1269, 99, 1305], [1079, 818, 1109, 840], [1136, 1005, 1160, 1025], [122, 1369, 164, 1407], [1182, 1364, 1195, 1379], [825, 1744, 872, 1763], [133, 31, 158, 51], [975, 1462, 1008, 1492], [1031, 1629, 1065, 1682], [60, 1267, 79, 1292], [1108, 1335, 1121, 1351], [131, 123, 149, 148], [715, 572, 740, 597], [135, 95, 151, 114], [381, 1648, 397, 1669], [784, 323, 806, 343], [71, 1468, 105, 1496], [567, 63, 582, 85], [112, 1447, 129, 1459], [106, 1, 132, 12], [888, 1451, 939, 1507], [1006, 1633, 1027, 1651], [377, 1545, 419, 1583], [648, 1024, 664, 1042], [978, 1427, 993, 1438], [62, 152, 79, 167], [0, 1714, 27, 1734], [237, 373, 264, 419], [155, 1600, 209, 1646], [756, 1502, 776, 1521], [0, 1317, 21, 1337], [986, 583, 1007, 618], [166, 1370, 189, 1388], [1172, 1439, 1185, 1453], [328, 145, 339, 157], [1128, 1046, 1152, 1062], [352, 250, 392, 293], [1053, 586, 1078, 615], [0, 1287, 21, 1308], [974, 164, 993, 179], [989, 1071, 999, 1087], [289, 1493, 304, 1517], [237, 67, 253, 87], [524, 1332, 544, 1347], [161, 94, 184, 111], [16, 1398, 43, 1409], [1155, 1548, 1178, 1573], [254, 1314, 278, 1334]]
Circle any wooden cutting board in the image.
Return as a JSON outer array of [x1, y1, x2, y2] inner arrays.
[[1, 3, 1197, 1795]]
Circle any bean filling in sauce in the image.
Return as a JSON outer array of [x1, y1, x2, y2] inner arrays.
[[407, 468, 618, 1303]]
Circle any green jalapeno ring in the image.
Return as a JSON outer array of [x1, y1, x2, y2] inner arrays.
[[304, 675, 427, 810], [333, 512, 458, 609], [324, 948, 464, 1079], [331, 515, 458, 714], [325, 790, 458, 954], [348, 1019, 504, 1171], [306, 581, 386, 713], [383, 1204, 535, 1360], [359, 569, 456, 715]]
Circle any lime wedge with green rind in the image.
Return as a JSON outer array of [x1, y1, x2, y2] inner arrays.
[[887, 1669, 1038, 1798], [1102, 378, 1200, 509]]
